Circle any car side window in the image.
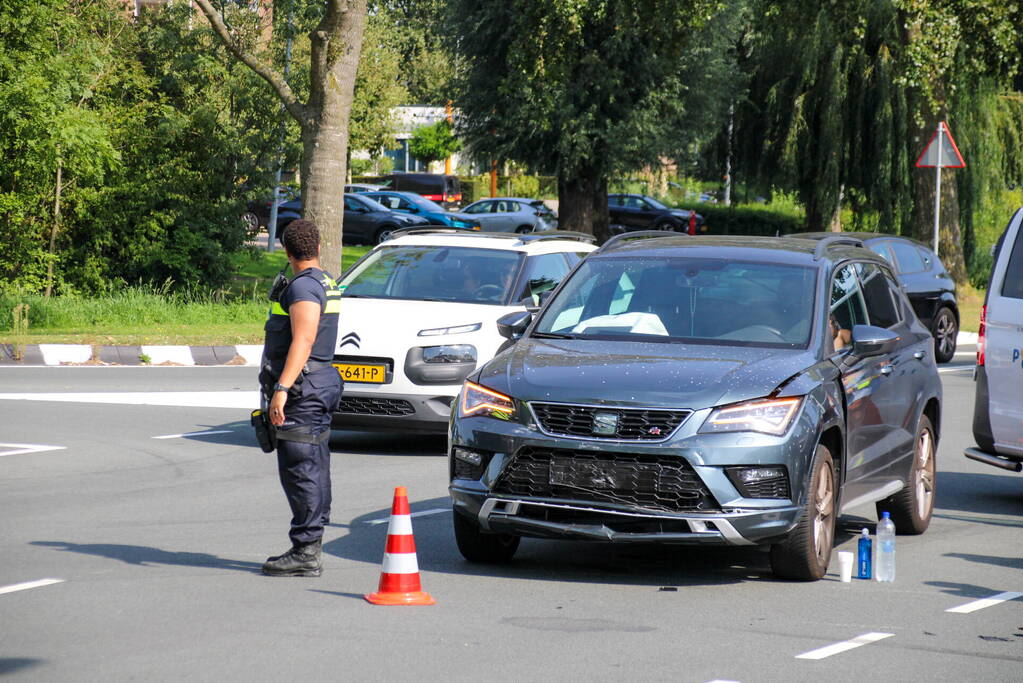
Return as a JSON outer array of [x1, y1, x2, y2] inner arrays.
[[830, 264, 868, 351], [495, 200, 513, 213], [343, 196, 362, 211], [397, 198, 415, 210], [516, 253, 571, 304], [890, 240, 926, 273], [868, 240, 896, 266], [916, 246, 933, 270], [373, 195, 399, 210], [1002, 225, 1023, 299], [464, 201, 492, 214], [608, 195, 622, 207], [855, 263, 901, 328]]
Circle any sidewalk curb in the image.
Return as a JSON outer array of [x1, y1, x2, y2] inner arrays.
[[0, 331, 980, 367], [0, 344, 264, 367]]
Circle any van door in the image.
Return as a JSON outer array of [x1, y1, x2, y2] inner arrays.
[[985, 210, 1023, 456]]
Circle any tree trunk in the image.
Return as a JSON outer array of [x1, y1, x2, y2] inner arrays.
[[558, 168, 609, 242], [45, 157, 63, 298]]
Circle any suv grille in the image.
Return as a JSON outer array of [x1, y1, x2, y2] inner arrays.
[[338, 396, 415, 416], [530, 402, 691, 441], [492, 447, 718, 513]]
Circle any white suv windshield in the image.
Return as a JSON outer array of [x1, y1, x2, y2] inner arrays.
[[534, 257, 817, 347], [340, 245, 524, 305]]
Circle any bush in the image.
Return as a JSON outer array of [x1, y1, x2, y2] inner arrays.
[[675, 203, 804, 236]]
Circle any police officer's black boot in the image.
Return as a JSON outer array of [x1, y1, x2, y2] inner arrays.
[[261, 539, 322, 577]]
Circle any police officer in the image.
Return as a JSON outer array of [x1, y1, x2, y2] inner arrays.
[[260, 219, 343, 577]]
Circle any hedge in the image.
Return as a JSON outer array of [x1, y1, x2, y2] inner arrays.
[[678, 204, 805, 236]]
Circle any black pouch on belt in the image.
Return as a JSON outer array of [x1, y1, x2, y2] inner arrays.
[[250, 409, 277, 453]]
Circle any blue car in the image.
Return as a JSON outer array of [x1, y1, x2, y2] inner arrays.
[[363, 191, 482, 231]]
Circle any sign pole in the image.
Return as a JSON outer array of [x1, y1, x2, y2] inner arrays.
[[933, 122, 943, 255]]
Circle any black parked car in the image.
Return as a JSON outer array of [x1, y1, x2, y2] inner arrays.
[[608, 194, 703, 233], [275, 193, 431, 245], [449, 234, 941, 581], [795, 233, 959, 362]]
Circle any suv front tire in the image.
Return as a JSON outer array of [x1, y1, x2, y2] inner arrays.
[[770, 444, 837, 581]]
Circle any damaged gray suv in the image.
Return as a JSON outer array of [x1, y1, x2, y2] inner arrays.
[[448, 234, 942, 580]]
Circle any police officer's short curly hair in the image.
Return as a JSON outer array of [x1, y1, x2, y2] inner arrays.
[[281, 219, 320, 260]]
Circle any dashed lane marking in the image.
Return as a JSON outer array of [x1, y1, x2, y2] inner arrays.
[[366, 508, 450, 525], [152, 430, 234, 440], [946, 591, 1023, 614], [795, 632, 893, 660], [704, 680, 741, 683], [0, 579, 65, 596], [0, 443, 67, 458]]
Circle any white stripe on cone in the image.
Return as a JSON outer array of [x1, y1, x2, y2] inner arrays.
[[381, 552, 420, 575], [387, 514, 413, 536]]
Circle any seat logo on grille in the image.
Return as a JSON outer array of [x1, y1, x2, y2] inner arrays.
[[592, 412, 619, 436]]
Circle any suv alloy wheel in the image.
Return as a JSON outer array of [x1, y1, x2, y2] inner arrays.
[[769, 444, 836, 581]]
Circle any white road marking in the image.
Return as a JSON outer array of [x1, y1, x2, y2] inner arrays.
[[795, 632, 893, 660], [946, 591, 1023, 614], [0, 391, 258, 409], [0, 443, 67, 458], [705, 680, 741, 683], [0, 578, 65, 595], [366, 508, 450, 525], [152, 430, 234, 440]]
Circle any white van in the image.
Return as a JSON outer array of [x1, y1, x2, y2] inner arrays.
[[965, 208, 1023, 472]]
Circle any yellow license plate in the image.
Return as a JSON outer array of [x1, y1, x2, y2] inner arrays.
[[333, 362, 387, 383]]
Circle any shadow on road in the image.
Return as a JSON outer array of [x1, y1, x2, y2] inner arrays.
[[30, 541, 262, 574], [327, 430, 447, 457], [934, 471, 1023, 517], [323, 495, 775, 588], [0, 659, 44, 676], [943, 552, 1023, 571], [924, 579, 1013, 600]]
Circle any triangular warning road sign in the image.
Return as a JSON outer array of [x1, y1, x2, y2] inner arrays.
[[915, 122, 965, 168]]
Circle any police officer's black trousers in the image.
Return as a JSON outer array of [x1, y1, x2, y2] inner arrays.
[[275, 369, 343, 546]]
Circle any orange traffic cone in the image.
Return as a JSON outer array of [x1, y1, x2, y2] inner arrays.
[[365, 486, 436, 606]]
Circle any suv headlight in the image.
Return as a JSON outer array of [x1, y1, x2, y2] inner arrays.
[[699, 397, 803, 436], [418, 322, 482, 337], [459, 381, 515, 420], [422, 344, 476, 364]]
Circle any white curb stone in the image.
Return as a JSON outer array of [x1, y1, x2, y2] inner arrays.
[[38, 344, 93, 365], [140, 345, 195, 366], [235, 345, 264, 366]]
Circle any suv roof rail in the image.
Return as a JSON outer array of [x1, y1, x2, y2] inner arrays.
[[386, 226, 476, 239], [596, 230, 685, 253], [515, 230, 596, 245], [812, 235, 865, 260]]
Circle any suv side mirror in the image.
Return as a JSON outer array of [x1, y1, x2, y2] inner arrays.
[[497, 311, 532, 340], [849, 325, 899, 360]]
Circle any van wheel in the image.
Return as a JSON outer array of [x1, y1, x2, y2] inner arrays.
[[876, 414, 936, 534], [931, 307, 957, 363], [374, 225, 397, 244], [770, 444, 836, 581], [453, 510, 519, 563], [515, 225, 533, 234]]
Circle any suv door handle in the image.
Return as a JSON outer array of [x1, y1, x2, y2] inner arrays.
[[880, 365, 893, 376], [913, 350, 925, 360]]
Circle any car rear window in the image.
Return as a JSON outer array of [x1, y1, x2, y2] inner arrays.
[[534, 256, 817, 348], [1001, 225, 1023, 299], [340, 246, 523, 305]]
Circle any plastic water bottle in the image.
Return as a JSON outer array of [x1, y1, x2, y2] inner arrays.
[[876, 512, 896, 582], [857, 528, 872, 579]]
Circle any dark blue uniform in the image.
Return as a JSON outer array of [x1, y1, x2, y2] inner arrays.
[[262, 267, 343, 547]]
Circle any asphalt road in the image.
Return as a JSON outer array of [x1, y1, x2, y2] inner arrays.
[[1, 355, 1021, 682]]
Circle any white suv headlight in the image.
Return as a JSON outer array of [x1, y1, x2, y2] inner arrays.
[[699, 397, 803, 436], [418, 322, 482, 337]]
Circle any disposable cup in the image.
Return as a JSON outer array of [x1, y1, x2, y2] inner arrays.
[[838, 551, 854, 583]]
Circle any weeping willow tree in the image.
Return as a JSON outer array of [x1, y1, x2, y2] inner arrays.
[[731, 0, 1023, 283]]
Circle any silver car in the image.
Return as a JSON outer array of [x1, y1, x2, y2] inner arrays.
[[966, 208, 1023, 473], [461, 197, 557, 233]]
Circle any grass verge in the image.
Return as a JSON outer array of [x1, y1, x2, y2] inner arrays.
[[1, 246, 370, 346]]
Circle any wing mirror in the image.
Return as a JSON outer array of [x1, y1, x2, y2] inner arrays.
[[847, 325, 900, 360], [497, 311, 532, 341], [520, 289, 555, 314]]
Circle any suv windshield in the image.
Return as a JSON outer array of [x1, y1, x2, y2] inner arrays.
[[340, 246, 523, 304], [534, 256, 817, 347]]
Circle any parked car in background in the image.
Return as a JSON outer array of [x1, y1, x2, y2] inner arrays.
[[243, 187, 299, 231], [794, 233, 959, 362], [275, 193, 431, 245], [461, 197, 557, 233], [345, 183, 383, 193], [361, 173, 462, 209], [449, 233, 941, 581], [607, 194, 703, 233], [965, 209, 1023, 474], [330, 230, 597, 433], [364, 191, 482, 231]]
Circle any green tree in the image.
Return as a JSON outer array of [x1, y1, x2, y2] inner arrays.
[[348, 11, 407, 158], [407, 120, 461, 168], [448, 0, 735, 240]]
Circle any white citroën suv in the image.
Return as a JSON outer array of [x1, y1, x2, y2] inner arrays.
[[329, 229, 597, 433], [966, 208, 1023, 473]]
